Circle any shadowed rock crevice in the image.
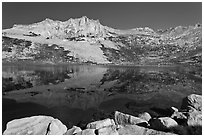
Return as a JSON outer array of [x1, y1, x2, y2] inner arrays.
[[45, 122, 51, 135]]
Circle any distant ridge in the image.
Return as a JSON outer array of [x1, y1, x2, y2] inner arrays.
[[2, 16, 202, 65]]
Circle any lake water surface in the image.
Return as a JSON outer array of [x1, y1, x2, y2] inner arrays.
[[2, 64, 202, 131]]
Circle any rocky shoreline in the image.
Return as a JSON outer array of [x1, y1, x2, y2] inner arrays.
[[3, 94, 202, 135]]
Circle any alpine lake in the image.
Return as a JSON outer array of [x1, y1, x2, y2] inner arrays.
[[2, 63, 202, 131]]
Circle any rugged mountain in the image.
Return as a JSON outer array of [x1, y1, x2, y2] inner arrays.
[[2, 16, 202, 65]]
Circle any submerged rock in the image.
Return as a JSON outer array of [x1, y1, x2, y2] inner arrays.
[[117, 125, 175, 135], [115, 111, 148, 126], [3, 116, 67, 135], [150, 117, 178, 130], [86, 118, 115, 129], [181, 94, 202, 111]]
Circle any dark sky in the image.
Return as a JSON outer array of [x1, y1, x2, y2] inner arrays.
[[2, 2, 202, 30]]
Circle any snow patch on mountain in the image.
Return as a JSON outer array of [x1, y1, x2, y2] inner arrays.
[[2, 16, 202, 65]]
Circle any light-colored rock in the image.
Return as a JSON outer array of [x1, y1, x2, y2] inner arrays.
[[115, 111, 148, 126], [180, 94, 202, 127], [171, 111, 187, 120], [169, 107, 179, 114], [86, 118, 115, 129], [171, 107, 179, 112], [97, 126, 118, 135], [150, 117, 178, 130], [64, 126, 82, 135], [186, 108, 202, 126], [138, 112, 152, 121], [47, 119, 67, 135], [117, 125, 175, 135], [76, 129, 96, 135], [171, 111, 188, 125], [3, 116, 67, 135], [181, 94, 202, 111]]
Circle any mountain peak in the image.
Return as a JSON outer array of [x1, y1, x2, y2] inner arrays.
[[195, 23, 201, 28], [44, 18, 54, 22], [68, 16, 100, 26], [80, 16, 89, 20], [39, 18, 60, 25], [77, 16, 91, 25], [4, 16, 201, 42]]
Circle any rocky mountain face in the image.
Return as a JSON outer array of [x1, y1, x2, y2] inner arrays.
[[2, 16, 202, 65]]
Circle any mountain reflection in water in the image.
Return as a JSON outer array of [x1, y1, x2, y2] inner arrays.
[[2, 64, 202, 131]]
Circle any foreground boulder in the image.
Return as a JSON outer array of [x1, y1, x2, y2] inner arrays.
[[181, 94, 202, 127], [76, 129, 96, 135], [138, 112, 152, 122], [3, 116, 67, 135], [171, 111, 187, 125], [47, 119, 67, 135], [64, 126, 82, 135], [117, 125, 175, 135], [181, 94, 202, 111], [168, 107, 179, 115], [171, 111, 187, 120], [115, 111, 148, 126], [150, 117, 178, 131], [186, 108, 202, 126], [96, 125, 118, 135], [86, 118, 115, 129]]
